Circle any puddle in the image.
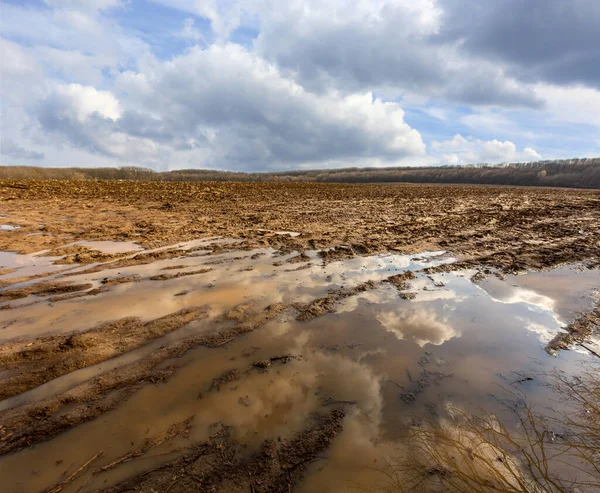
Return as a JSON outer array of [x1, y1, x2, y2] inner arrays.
[[0, 242, 598, 493], [0, 251, 72, 281], [254, 228, 302, 237], [75, 240, 143, 254]]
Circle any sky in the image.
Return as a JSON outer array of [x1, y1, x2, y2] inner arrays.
[[1, 0, 599, 171]]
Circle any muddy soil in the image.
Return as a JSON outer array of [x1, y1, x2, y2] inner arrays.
[[103, 409, 346, 493], [1, 180, 599, 273], [0, 301, 290, 456], [0, 281, 93, 302], [546, 301, 600, 356], [1, 181, 599, 493], [0, 307, 207, 400]]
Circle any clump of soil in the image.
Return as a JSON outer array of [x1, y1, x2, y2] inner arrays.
[[43, 245, 132, 265], [0, 281, 93, 303], [384, 270, 417, 291], [420, 261, 475, 275], [208, 355, 296, 392], [546, 301, 600, 356], [286, 252, 311, 264], [149, 268, 212, 281], [295, 280, 377, 322], [59, 246, 210, 278], [0, 307, 208, 400], [318, 245, 356, 264], [101, 409, 346, 493]]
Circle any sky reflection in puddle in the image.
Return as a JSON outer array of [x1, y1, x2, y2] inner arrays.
[[0, 241, 598, 493]]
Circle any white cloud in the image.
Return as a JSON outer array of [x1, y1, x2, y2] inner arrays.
[[177, 18, 206, 43], [534, 84, 600, 127], [34, 44, 425, 169], [377, 306, 459, 347], [431, 134, 541, 164], [51, 84, 122, 121], [36, 84, 158, 160], [1, 0, 597, 169]]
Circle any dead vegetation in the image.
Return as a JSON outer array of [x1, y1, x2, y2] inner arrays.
[[374, 366, 600, 493], [208, 355, 296, 392], [101, 409, 346, 493]]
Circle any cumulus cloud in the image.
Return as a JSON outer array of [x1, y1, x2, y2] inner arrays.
[[1, 0, 598, 169], [377, 306, 459, 346], [431, 134, 541, 165], [36, 84, 158, 159], [0, 139, 45, 161], [254, 0, 541, 108], [34, 45, 425, 168]]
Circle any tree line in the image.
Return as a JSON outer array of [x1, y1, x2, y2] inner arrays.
[[1, 158, 599, 188]]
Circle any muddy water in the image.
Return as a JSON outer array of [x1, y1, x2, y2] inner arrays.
[[0, 241, 598, 493]]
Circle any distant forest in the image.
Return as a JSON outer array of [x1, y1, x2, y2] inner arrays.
[[1, 158, 599, 189]]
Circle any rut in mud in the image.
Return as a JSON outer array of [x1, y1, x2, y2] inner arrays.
[[1, 182, 599, 492]]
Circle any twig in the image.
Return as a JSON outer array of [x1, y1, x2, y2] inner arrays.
[[510, 376, 534, 385], [579, 343, 600, 359], [48, 451, 103, 493], [213, 337, 235, 348], [94, 450, 142, 474], [322, 399, 357, 406]]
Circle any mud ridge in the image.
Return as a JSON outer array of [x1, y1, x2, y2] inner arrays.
[[0, 303, 289, 455], [294, 280, 378, 322], [546, 301, 600, 356], [0, 281, 93, 303], [100, 409, 346, 493], [0, 307, 208, 400]]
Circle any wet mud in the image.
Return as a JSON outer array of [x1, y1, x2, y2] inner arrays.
[[1, 181, 599, 274], [0, 307, 207, 400], [0, 182, 599, 492]]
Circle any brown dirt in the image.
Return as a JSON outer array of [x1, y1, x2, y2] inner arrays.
[[383, 270, 417, 291], [1, 180, 598, 273], [0, 281, 93, 303], [100, 408, 346, 493], [0, 307, 207, 400], [1, 180, 599, 491], [148, 268, 212, 281], [546, 301, 600, 356], [42, 245, 134, 265], [294, 280, 378, 322]]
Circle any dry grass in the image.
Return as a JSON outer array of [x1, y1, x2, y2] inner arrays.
[[374, 365, 600, 492]]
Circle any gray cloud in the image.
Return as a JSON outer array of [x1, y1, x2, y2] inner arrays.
[[3, 0, 598, 169], [439, 0, 600, 89], [0, 139, 45, 161], [254, 1, 542, 108]]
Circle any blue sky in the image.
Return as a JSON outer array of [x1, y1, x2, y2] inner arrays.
[[1, 0, 599, 171]]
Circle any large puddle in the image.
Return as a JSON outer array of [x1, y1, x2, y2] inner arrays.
[[0, 240, 598, 492]]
